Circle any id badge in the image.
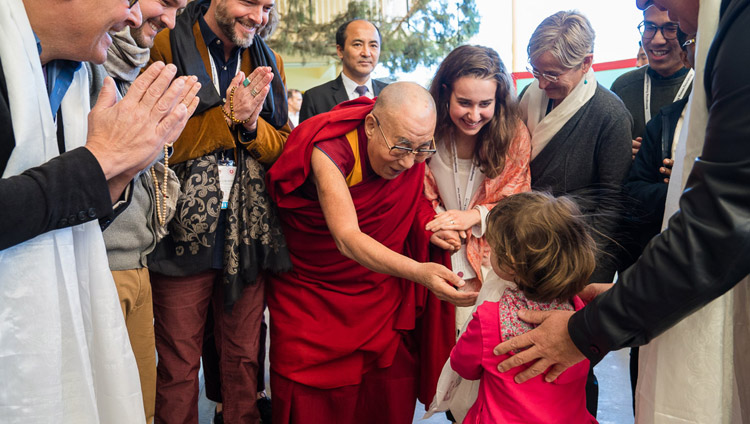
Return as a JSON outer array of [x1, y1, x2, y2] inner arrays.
[[218, 159, 236, 210]]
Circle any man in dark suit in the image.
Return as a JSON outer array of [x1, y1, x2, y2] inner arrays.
[[299, 19, 388, 122]]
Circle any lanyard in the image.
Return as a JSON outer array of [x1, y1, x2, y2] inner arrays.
[[643, 68, 694, 123], [450, 137, 477, 211], [208, 49, 243, 97]]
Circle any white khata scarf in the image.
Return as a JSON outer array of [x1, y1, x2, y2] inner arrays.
[[0, 0, 143, 422], [637, 0, 750, 421], [520, 67, 597, 160]]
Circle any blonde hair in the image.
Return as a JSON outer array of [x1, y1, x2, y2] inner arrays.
[[527, 10, 595, 69], [486, 192, 596, 303]]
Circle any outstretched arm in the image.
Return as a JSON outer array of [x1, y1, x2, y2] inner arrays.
[[311, 148, 478, 307]]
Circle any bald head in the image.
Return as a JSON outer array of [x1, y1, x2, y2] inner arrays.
[[373, 82, 436, 127], [365, 82, 437, 179]]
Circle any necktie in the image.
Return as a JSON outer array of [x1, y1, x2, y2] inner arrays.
[[355, 85, 368, 97]]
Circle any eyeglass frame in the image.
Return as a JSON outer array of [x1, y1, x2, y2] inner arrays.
[[638, 21, 680, 40], [525, 65, 562, 83], [372, 115, 436, 159], [128, 0, 139, 8]]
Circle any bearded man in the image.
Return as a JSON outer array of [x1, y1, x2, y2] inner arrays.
[[147, 0, 291, 422]]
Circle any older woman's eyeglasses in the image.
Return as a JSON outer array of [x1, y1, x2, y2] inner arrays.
[[638, 21, 680, 40], [526, 65, 560, 83], [373, 115, 436, 159], [128, 0, 139, 8]]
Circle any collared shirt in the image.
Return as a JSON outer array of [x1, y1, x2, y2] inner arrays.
[[340, 72, 375, 100], [198, 15, 243, 102], [288, 111, 299, 127], [36, 34, 81, 118], [197, 16, 244, 269]]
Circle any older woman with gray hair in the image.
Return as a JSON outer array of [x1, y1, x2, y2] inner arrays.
[[521, 10, 632, 286]]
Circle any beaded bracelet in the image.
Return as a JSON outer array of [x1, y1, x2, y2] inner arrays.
[[221, 86, 251, 125]]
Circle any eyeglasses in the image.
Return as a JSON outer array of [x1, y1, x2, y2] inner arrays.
[[526, 65, 561, 83], [128, 0, 139, 8], [638, 21, 680, 40], [373, 115, 436, 159], [682, 38, 696, 48]]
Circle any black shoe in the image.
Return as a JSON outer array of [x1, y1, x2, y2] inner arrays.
[[257, 394, 272, 423]]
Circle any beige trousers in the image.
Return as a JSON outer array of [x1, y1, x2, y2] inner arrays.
[[112, 268, 156, 424]]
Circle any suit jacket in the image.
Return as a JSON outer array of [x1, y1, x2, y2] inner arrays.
[[529, 84, 632, 283], [299, 74, 388, 123], [0, 57, 121, 251]]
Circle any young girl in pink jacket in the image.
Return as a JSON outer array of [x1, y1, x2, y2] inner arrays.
[[450, 191, 598, 423]]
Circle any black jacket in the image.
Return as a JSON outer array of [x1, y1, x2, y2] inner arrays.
[[0, 58, 118, 251], [569, 0, 750, 362], [299, 74, 388, 123], [624, 97, 689, 246]]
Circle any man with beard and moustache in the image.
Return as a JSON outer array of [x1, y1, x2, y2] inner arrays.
[[146, 0, 292, 422], [84, 0, 187, 422], [298, 19, 388, 123]]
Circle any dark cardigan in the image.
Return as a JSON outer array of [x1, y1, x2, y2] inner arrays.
[[529, 84, 633, 282]]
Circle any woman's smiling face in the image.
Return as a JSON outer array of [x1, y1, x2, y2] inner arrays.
[[448, 76, 497, 139]]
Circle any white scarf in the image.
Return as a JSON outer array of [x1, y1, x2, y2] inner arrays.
[[0, 1, 144, 422], [520, 68, 597, 160], [637, 0, 750, 422]]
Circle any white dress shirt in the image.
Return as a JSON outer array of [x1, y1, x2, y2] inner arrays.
[[341, 72, 375, 100]]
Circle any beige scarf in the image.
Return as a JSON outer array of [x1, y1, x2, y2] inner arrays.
[[520, 68, 597, 160]]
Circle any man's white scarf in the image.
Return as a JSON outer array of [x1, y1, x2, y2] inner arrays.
[[0, 0, 143, 422], [520, 68, 597, 160], [637, 0, 750, 422]]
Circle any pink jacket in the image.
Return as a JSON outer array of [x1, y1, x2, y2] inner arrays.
[[450, 296, 597, 424]]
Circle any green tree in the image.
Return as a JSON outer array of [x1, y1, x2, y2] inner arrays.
[[269, 0, 480, 74]]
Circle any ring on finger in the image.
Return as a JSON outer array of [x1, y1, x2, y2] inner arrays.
[[250, 87, 260, 97], [450, 220, 455, 225], [243, 77, 251, 87]]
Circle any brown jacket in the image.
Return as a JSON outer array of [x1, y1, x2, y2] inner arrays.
[[149, 21, 290, 165]]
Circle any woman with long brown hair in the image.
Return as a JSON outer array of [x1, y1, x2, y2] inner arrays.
[[424, 45, 531, 331]]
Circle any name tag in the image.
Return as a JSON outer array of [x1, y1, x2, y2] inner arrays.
[[218, 163, 236, 210]]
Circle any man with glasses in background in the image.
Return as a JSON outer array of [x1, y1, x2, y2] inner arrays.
[[266, 82, 478, 423], [0, 0, 199, 421], [611, 4, 694, 158], [610, 3, 695, 326]]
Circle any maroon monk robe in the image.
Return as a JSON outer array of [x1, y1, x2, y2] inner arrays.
[[266, 97, 455, 406]]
